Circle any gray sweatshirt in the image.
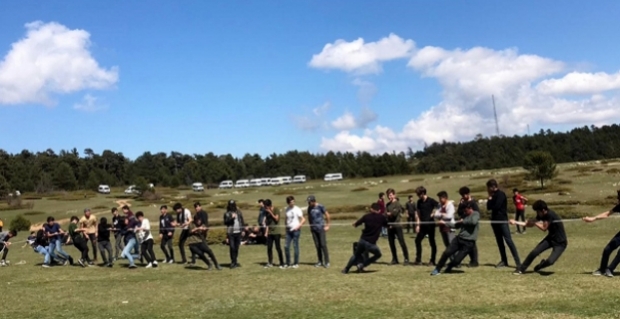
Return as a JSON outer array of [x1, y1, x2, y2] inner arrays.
[[450, 211, 480, 241]]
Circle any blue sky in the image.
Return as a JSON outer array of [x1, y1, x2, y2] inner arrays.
[[1, 0, 620, 158]]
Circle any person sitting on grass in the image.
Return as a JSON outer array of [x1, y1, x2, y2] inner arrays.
[[582, 190, 620, 277], [430, 201, 480, 276], [28, 229, 52, 268], [135, 212, 158, 269], [342, 203, 387, 274], [0, 230, 17, 266], [67, 216, 91, 268], [97, 217, 114, 268], [511, 200, 567, 275], [187, 216, 221, 270]]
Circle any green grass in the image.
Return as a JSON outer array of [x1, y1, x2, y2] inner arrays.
[[2, 159, 620, 318]]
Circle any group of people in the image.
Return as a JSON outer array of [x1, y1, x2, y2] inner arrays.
[[2, 179, 620, 278]]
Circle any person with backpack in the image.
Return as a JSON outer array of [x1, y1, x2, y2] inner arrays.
[[307, 195, 331, 268], [223, 199, 245, 269]]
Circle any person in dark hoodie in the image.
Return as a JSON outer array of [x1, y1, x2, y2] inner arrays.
[[97, 217, 114, 267], [486, 179, 521, 269], [67, 216, 90, 267], [28, 228, 51, 268], [431, 201, 480, 276], [111, 208, 124, 261], [187, 215, 221, 270], [159, 205, 175, 264], [342, 203, 387, 274], [224, 199, 245, 269]]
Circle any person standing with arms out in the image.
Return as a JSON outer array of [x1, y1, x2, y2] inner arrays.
[[405, 196, 417, 234], [224, 200, 245, 269], [263, 199, 285, 268], [385, 189, 409, 265], [582, 190, 620, 277], [487, 179, 521, 269], [44, 216, 73, 266], [456, 187, 480, 267], [513, 188, 528, 234], [79, 208, 98, 262], [97, 217, 114, 267], [68, 216, 90, 267], [284, 196, 305, 269], [187, 216, 221, 271], [0, 230, 16, 266], [378, 192, 387, 237], [135, 212, 158, 268], [307, 195, 331, 268], [414, 187, 439, 266], [111, 208, 124, 261], [159, 205, 175, 264], [436, 191, 456, 248], [511, 200, 567, 275], [342, 203, 388, 274], [173, 203, 192, 264], [431, 201, 480, 276]]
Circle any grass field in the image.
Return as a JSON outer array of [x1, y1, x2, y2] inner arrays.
[[2, 160, 620, 318]]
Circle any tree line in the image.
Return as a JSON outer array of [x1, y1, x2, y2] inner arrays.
[[412, 124, 620, 173]]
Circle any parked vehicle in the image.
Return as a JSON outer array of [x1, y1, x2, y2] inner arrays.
[[235, 179, 250, 188], [260, 177, 270, 186], [249, 179, 262, 187], [324, 173, 343, 181], [281, 176, 292, 184], [124, 185, 138, 194], [219, 180, 234, 189], [269, 177, 284, 186], [98, 184, 111, 194], [292, 175, 306, 183], [192, 182, 204, 192]]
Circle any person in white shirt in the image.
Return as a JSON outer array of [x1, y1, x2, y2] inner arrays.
[[135, 212, 158, 268], [284, 196, 305, 268], [434, 191, 456, 248]]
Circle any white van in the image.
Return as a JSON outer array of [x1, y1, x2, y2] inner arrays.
[[192, 182, 204, 192], [235, 179, 250, 188], [249, 179, 262, 187], [260, 177, 270, 186], [269, 177, 284, 186], [124, 185, 137, 194], [293, 175, 306, 183], [324, 173, 343, 181], [219, 180, 233, 189], [281, 176, 292, 184], [98, 184, 111, 194]]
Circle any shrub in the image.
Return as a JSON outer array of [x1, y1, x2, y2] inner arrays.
[[351, 187, 368, 192], [441, 175, 451, 179], [607, 168, 620, 174], [9, 215, 31, 232], [409, 178, 424, 182], [592, 168, 604, 172]]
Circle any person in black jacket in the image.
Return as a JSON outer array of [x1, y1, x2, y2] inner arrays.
[[97, 217, 114, 267], [224, 200, 245, 269], [110, 208, 124, 261], [342, 203, 387, 274], [159, 205, 175, 264], [486, 179, 521, 269]]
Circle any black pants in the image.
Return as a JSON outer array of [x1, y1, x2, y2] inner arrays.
[[178, 229, 190, 263], [97, 240, 113, 264], [1, 246, 8, 260], [141, 239, 156, 263], [267, 234, 284, 265], [86, 233, 97, 260], [388, 226, 409, 262], [491, 223, 521, 266], [345, 239, 381, 271], [74, 239, 90, 262], [311, 229, 330, 264], [520, 239, 567, 271], [114, 233, 124, 259], [436, 237, 476, 271], [228, 233, 241, 265], [599, 231, 620, 272], [160, 235, 175, 262], [415, 224, 437, 263], [406, 216, 416, 233], [515, 209, 525, 233], [189, 242, 219, 267]]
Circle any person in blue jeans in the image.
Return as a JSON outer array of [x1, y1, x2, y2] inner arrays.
[[284, 196, 306, 268], [28, 229, 52, 268], [121, 212, 140, 269], [44, 216, 73, 265]]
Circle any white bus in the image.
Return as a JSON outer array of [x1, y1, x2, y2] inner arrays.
[[324, 173, 343, 181], [260, 177, 270, 186], [235, 179, 250, 188], [281, 176, 292, 184], [249, 178, 262, 187], [293, 175, 306, 183], [219, 180, 233, 189], [269, 177, 284, 186]]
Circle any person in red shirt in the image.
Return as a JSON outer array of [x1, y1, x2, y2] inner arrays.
[[377, 192, 387, 237], [512, 188, 528, 234]]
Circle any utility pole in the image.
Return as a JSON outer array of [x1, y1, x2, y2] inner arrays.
[[492, 95, 500, 136]]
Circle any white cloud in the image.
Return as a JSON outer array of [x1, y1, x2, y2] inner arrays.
[[312, 101, 330, 116], [0, 21, 118, 105], [293, 101, 331, 131], [73, 94, 106, 112], [309, 33, 415, 74], [319, 40, 620, 154], [330, 107, 378, 130]]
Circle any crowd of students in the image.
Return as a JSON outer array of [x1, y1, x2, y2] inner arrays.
[[1, 179, 620, 278]]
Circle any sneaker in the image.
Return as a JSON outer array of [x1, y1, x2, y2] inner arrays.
[[390, 260, 399, 265], [264, 263, 273, 269], [592, 269, 603, 276], [63, 260, 69, 266], [292, 264, 299, 269], [341, 268, 349, 274], [534, 260, 545, 272], [280, 265, 289, 269], [356, 263, 364, 273], [88, 261, 94, 266], [605, 269, 614, 277], [68, 257, 74, 265], [215, 265, 222, 270], [430, 269, 440, 276], [495, 261, 507, 269], [412, 261, 423, 266], [403, 260, 410, 266], [468, 262, 479, 268], [314, 262, 322, 268], [107, 263, 113, 268], [445, 266, 453, 273], [42, 264, 50, 268], [78, 259, 85, 268], [146, 263, 153, 269], [513, 270, 523, 275], [167, 260, 175, 264], [128, 264, 137, 269], [428, 262, 436, 267], [206, 264, 213, 271], [324, 263, 330, 269]]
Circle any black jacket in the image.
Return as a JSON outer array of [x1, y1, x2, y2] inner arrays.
[[224, 210, 245, 234]]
